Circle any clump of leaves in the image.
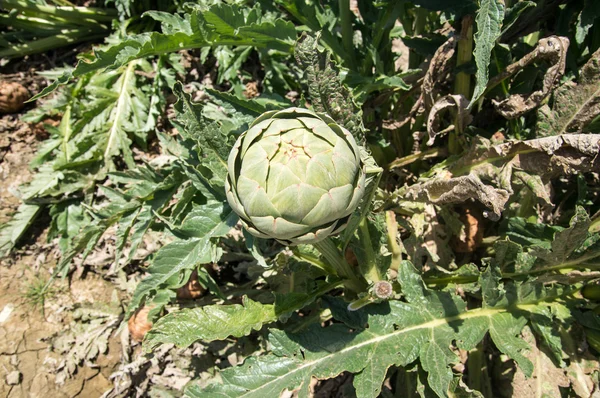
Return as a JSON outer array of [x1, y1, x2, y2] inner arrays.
[[3, 0, 600, 396], [44, 295, 122, 384]]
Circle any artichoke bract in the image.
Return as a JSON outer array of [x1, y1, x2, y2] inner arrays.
[[226, 107, 365, 245]]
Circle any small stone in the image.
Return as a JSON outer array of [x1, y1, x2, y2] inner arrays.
[[6, 370, 21, 385]]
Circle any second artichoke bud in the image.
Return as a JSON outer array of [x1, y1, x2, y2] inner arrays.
[[226, 107, 366, 245]]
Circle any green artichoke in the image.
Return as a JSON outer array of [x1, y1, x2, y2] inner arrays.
[[225, 107, 366, 245]]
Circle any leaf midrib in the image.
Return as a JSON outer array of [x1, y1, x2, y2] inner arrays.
[[231, 304, 542, 397], [104, 61, 136, 162]]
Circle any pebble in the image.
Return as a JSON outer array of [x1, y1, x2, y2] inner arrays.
[[6, 370, 21, 385]]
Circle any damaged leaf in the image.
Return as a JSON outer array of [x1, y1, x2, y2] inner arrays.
[[405, 174, 509, 220], [427, 94, 472, 145], [403, 135, 599, 218], [45, 299, 122, 384], [295, 33, 363, 139], [422, 35, 458, 112], [491, 36, 569, 119], [394, 34, 457, 130], [537, 47, 600, 136], [492, 326, 569, 397]]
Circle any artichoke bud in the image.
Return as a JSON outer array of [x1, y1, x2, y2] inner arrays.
[[225, 107, 366, 245]]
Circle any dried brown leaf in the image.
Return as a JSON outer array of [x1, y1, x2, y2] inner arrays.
[[452, 134, 600, 180], [404, 134, 599, 219], [504, 326, 570, 398], [405, 174, 510, 220], [427, 94, 472, 145], [393, 35, 457, 130], [452, 208, 483, 253], [422, 36, 458, 111], [491, 36, 569, 119]]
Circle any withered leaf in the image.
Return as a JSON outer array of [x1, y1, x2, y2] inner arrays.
[[426, 94, 472, 145], [422, 35, 458, 111], [493, 326, 570, 398], [403, 135, 599, 219], [537, 47, 600, 136], [452, 134, 600, 180], [394, 34, 457, 130], [491, 36, 569, 119], [405, 174, 510, 220]]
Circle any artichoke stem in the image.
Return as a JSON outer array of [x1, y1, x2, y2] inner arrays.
[[358, 218, 381, 282], [313, 238, 366, 293]]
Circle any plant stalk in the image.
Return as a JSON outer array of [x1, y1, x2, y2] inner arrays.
[[0, 30, 106, 58], [454, 15, 474, 99], [358, 217, 381, 282], [388, 147, 445, 169], [0, 0, 117, 21], [338, 0, 356, 71], [385, 211, 402, 272], [313, 238, 366, 293]]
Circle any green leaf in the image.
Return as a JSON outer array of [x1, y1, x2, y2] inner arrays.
[[501, 1, 536, 36], [176, 202, 238, 239], [126, 201, 237, 318], [351, 213, 391, 283], [143, 297, 277, 351], [576, 0, 600, 45], [48, 201, 87, 253], [127, 238, 211, 317], [521, 207, 600, 276], [0, 204, 43, 257], [173, 82, 231, 186], [469, 0, 505, 107], [185, 262, 573, 398], [33, 5, 295, 99], [206, 88, 290, 116]]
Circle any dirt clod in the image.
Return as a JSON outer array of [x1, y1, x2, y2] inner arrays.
[[128, 306, 154, 342], [0, 81, 29, 114], [176, 270, 206, 300]]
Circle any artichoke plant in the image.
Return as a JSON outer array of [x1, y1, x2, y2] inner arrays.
[[226, 107, 366, 245]]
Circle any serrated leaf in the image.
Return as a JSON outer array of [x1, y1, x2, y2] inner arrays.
[[184, 262, 573, 398], [127, 201, 237, 317], [524, 207, 600, 276], [144, 297, 277, 351], [0, 204, 42, 257], [173, 82, 231, 188], [34, 5, 295, 99], [350, 213, 391, 283], [470, 0, 505, 107], [404, 135, 600, 219]]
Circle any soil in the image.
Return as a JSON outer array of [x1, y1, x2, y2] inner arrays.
[[0, 102, 123, 397]]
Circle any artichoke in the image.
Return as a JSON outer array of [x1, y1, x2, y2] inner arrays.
[[226, 107, 365, 245]]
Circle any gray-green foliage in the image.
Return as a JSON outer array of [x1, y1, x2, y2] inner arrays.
[[4, 0, 600, 396], [295, 34, 364, 140], [183, 261, 580, 398], [34, 4, 296, 100]]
